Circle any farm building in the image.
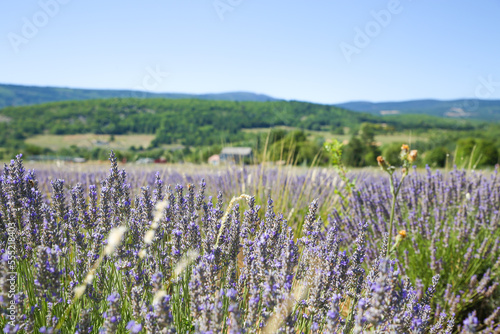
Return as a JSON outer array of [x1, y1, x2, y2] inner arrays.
[[208, 154, 220, 166], [219, 147, 253, 164]]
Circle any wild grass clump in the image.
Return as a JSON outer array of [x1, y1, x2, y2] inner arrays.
[[0, 152, 499, 332]]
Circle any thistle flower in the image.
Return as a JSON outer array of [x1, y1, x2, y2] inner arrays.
[[408, 150, 418, 163], [377, 156, 387, 169], [398, 230, 407, 239]]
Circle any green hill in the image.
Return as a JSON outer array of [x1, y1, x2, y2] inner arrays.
[[3, 83, 500, 122], [0, 98, 480, 148], [0, 83, 277, 109], [336, 99, 500, 121], [1, 97, 499, 167]]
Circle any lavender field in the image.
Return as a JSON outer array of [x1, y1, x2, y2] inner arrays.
[[1, 152, 499, 333]]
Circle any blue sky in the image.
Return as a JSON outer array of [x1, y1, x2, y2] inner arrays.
[[1, 0, 500, 104]]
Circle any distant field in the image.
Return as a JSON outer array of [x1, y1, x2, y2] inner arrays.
[[24, 130, 429, 154], [242, 127, 428, 145], [25, 134, 156, 151]]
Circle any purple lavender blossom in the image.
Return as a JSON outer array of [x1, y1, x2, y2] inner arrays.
[[126, 320, 143, 333], [1, 152, 497, 332]]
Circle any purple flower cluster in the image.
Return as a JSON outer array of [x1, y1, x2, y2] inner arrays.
[[0, 153, 498, 332], [331, 167, 500, 327]]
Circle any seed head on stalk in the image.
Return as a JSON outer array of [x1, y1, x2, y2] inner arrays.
[[377, 144, 417, 257]]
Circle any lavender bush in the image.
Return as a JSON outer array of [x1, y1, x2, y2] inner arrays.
[[0, 152, 498, 333]]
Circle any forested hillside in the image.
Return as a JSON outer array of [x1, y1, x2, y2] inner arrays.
[[0, 83, 276, 108], [1, 97, 498, 167], [3, 84, 500, 122], [0, 98, 478, 146]]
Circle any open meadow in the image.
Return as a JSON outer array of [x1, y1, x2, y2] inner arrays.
[[1, 151, 499, 333], [242, 127, 430, 146], [25, 135, 157, 152]]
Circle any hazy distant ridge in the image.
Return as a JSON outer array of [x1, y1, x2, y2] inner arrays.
[[335, 99, 500, 121], [0, 83, 278, 108]]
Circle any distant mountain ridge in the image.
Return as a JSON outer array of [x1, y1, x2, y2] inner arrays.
[[0, 83, 278, 109], [1, 83, 500, 122], [335, 99, 500, 121]]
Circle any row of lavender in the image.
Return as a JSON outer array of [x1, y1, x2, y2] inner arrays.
[[0, 153, 498, 333]]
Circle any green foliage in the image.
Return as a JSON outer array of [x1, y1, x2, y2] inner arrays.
[[24, 144, 48, 156], [0, 98, 380, 149], [268, 128, 287, 144], [382, 142, 404, 166], [2, 97, 500, 167], [266, 130, 324, 165], [343, 137, 365, 167], [323, 139, 343, 165], [425, 146, 449, 168], [456, 138, 499, 168], [296, 140, 325, 165], [323, 139, 356, 199], [342, 124, 381, 167], [383, 114, 479, 131]]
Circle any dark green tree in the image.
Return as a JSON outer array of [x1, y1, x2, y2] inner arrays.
[[425, 147, 449, 168]]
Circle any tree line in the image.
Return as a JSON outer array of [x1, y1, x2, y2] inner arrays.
[[0, 98, 498, 167]]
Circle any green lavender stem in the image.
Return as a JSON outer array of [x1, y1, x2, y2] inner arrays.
[[385, 173, 406, 257]]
